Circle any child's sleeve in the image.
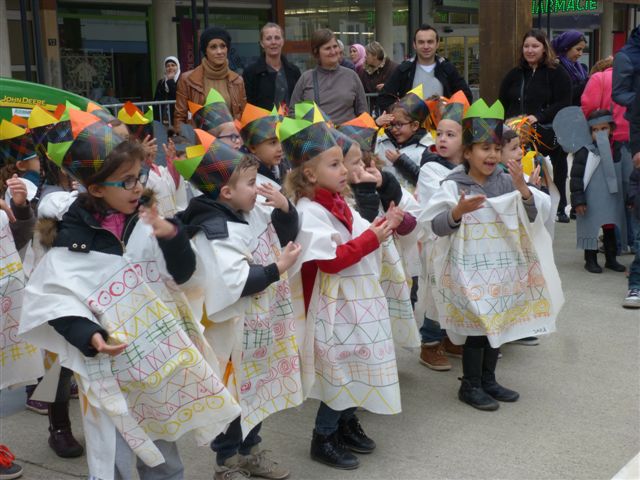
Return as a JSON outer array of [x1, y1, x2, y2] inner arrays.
[[378, 171, 403, 211], [316, 229, 379, 274], [351, 182, 381, 222], [569, 148, 589, 207], [392, 155, 420, 186], [48, 317, 108, 357], [240, 263, 280, 297], [8, 198, 35, 252], [521, 194, 538, 222], [431, 209, 461, 236], [271, 200, 300, 247], [156, 218, 196, 284], [395, 212, 417, 236]]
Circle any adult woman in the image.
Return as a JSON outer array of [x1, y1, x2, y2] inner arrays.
[[349, 43, 366, 74], [358, 41, 398, 116], [499, 29, 571, 222], [174, 26, 246, 130], [242, 23, 301, 110], [153, 56, 180, 125], [290, 28, 367, 124], [552, 30, 589, 106]]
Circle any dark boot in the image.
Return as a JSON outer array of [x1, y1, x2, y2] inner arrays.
[[458, 346, 499, 411], [338, 415, 376, 453], [48, 402, 84, 458], [584, 250, 602, 273], [603, 229, 626, 272], [310, 430, 359, 470], [481, 347, 520, 402]]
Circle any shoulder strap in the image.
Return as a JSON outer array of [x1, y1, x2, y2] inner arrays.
[[520, 71, 526, 114], [313, 69, 320, 104]]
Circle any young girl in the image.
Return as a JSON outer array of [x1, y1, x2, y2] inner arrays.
[[280, 116, 400, 470], [0, 120, 41, 206], [422, 99, 563, 411], [375, 85, 433, 190], [190, 88, 244, 150], [19, 109, 240, 480], [564, 108, 626, 273]]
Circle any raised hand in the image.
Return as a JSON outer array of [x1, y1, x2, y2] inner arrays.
[[528, 164, 542, 188], [138, 203, 176, 239], [91, 332, 127, 356], [163, 139, 181, 188], [6, 175, 27, 207], [507, 159, 532, 199], [365, 160, 383, 187], [385, 149, 401, 164], [257, 183, 289, 212], [452, 191, 485, 221], [276, 241, 302, 274], [369, 217, 393, 242], [385, 201, 404, 230], [141, 135, 158, 165], [375, 111, 394, 127]]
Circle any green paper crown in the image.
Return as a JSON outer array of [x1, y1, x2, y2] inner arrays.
[[464, 99, 504, 120], [462, 99, 504, 146], [277, 116, 337, 167]]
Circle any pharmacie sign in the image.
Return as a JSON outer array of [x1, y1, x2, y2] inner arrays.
[[532, 0, 599, 14]]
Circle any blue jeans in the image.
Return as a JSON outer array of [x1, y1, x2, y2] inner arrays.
[[628, 218, 640, 290], [210, 417, 262, 465], [419, 316, 446, 344], [314, 402, 357, 435]]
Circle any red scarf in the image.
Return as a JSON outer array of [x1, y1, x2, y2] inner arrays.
[[313, 188, 353, 233]]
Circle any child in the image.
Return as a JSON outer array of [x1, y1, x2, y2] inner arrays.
[[0, 121, 41, 205], [239, 103, 287, 186], [280, 115, 400, 470], [190, 89, 243, 150], [565, 109, 626, 273], [422, 99, 563, 411], [19, 110, 241, 480], [375, 85, 433, 190], [176, 130, 301, 480], [414, 95, 468, 371], [334, 118, 421, 350]]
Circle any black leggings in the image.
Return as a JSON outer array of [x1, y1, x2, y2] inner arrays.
[[550, 148, 568, 212], [464, 336, 489, 348]]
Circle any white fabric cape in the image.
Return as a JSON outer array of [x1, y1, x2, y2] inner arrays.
[[20, 220, 240, 480], [146, 166, 188, 218], [420, 183, 564, 348], [183, 202, 304, 438], [375, 132, 434, 193], [0, 211, 44, 389], [289, 198, 402, 414]]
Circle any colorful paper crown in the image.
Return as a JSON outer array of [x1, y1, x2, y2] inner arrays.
[[189, 89, 234, 133], [0, 120, 37, 166], [117, 101, 154, 140], [46, 109, 124, 185], [87, 101, 117, 123], [336, 112, 379, 152], [291, 101, 331, 124], [441, 91, 471, 125], [395, 85, 430, 125], [505, 116, 540, 152], [174, 128, 246, 200], [462, 99, 504, 145], [277, 116, 337, 168], [330, 129, 355, 156], [239, 103, 279, 147]]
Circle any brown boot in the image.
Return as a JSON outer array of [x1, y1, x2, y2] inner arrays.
[[443, 337, 463, 358], [48, 402, 84, 458], [419, 342, 451, 371]]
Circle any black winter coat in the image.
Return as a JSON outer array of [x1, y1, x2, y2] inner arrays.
[[379, 55, 472, 112], [242, 55, 301, 110]]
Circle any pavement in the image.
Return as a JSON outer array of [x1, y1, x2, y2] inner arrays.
[[1, 220, 639, 480]]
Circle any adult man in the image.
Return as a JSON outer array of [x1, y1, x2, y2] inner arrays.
[[379, 24, 472, 112], [337, 39, 356, 70]]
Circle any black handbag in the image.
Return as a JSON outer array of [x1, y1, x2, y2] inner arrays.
[[520, 73, 559, 153]]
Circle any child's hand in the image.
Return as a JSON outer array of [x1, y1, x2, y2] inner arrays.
[[385, 149, 401, 164], [575, 205, 587, 216], [141, 135, 158, 164], [452, 191, 485, 221], [6, 175, 28, 207], [0, 199, 16, 223], [139, 203, 177, 239], [375, 111, 394, 126], [162, 138, 177, 162], [369, 217, 393, 243], [365, 160, 383, 187], [257, 183, 289, 212], [352, 165, 378, 184], [507, 159, 532, 199], [384, 201, 404, 230], [276, 241, 302, 274], [91, 332, 127, 356], [528, 165, 542, 188]]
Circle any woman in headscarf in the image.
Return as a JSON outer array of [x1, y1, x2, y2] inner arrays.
[[552, 30, 589, 106], [153, 56, 180, 125], [174, 26, 246, 131], [349, 43, 366, 74]]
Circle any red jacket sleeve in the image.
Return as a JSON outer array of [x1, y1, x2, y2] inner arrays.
[[316, 229, 380, 274]]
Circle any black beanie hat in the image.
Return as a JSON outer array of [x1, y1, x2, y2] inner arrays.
[[200, 27, 231, 56]]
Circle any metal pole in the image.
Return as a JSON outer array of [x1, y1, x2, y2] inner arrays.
[[31, 0, 45, 83], [546, 0, 551, 39], [19, 0, 32, 81], [191, 0, 199, 66], [203, 0, 209, 29], [537, 0, 542, 29]]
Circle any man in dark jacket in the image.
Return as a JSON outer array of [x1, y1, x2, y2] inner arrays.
[[379, 24, 472, 112], [613, 25, 640, 120], [623, 80, 640, 308]]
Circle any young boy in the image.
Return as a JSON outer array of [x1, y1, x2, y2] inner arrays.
[[375, 85, 433, 191], [176, 130, 303, 480]]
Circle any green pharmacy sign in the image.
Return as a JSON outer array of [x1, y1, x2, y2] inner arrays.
[[532, 0, 599, 14]]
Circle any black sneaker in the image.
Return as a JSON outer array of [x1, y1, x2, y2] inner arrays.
[[556, 212, 570, 223], [482, 380, 520, 402], [511, 336, 539, 346], [458, 379, 499, 411], [338, 416, 376, 453], [310, 430, 359, 470]]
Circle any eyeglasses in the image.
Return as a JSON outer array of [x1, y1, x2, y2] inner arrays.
[[217, 133, 242, 143], [388, 121, 412, 130], [100, 171, 148, 190]]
